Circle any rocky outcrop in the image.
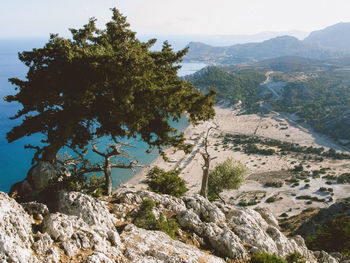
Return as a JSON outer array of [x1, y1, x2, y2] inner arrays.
[[0, 188, 341, 263], [0, 192, 38, 263], [121, 224, 225, 262], [114, 190, 317, 262]]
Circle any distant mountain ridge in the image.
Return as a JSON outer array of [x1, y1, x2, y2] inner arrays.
[[184, 23, 350, 64], [304, 22, 350, 51]]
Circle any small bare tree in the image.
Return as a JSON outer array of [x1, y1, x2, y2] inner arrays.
[[199, 124, 218, 199], [58, 139, 142, 196]]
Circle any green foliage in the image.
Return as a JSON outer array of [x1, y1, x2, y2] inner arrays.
[[250, 253, 286, 263], [146, 167, 188, 197], [286, 252, 305, 263], [130, 198, 179, 239], [337, 173, 350, 184], [292, 164, 304, 173], [265, 182, 283, 188], [222, 133, 350, 160], [157, 214, 179, 239], [239, 200, 259, 206], [244, 143, 276, 155], [184, 66, 266, 110], [266, 197, 276, 203], [5, 8, 215, 163], [306, 214, 350, 254], [296, 195, 325, 202], [208, 158, 247, 201], [270, 71, 350, 140], [132, 198, 157, 230]]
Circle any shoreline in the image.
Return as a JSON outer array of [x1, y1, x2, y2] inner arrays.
[[114, 106, 350, 218]]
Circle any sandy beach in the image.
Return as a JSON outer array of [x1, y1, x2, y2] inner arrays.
[[117, 106, 350, 217]]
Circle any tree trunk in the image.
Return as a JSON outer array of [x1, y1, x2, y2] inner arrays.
[[41, 143, 63, 164], [200, 154, 210, 198], [104, 157, 112, 196]]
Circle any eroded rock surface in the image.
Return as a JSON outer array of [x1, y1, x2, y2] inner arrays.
[[0, 189, 341, 263]]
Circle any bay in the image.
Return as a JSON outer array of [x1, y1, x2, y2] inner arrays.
[[0, 38, 206, 192]]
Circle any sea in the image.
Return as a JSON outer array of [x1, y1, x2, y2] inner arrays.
[[0, 38, 207, 193]]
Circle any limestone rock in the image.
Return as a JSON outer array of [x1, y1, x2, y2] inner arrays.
[[21, 201, 49, 221], [84, 252, 115, 263], [42, 212, 123, 259], [182, 194, 226, 223], [314, 251, 339, 263], [58, 191, 116, 230], [121, 224, 225, 263], [0, 192, 38, 263], [32, 232, 53, 255]]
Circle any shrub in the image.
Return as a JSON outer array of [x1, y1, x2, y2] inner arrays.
[[304, 184, 310, 189], [292, 164, 304, 173], [338, 173, 350, 184], [286, 252, 305, 263], [132, 198, 158, 230], [265, 182, 283, 188], [130, 198, 179, 239], [239, 200, 259, 206], [146, 167, 188, 197], [250, 253, 286, 263], [208, 158, 247, 201], [266, 197, 276, 203]]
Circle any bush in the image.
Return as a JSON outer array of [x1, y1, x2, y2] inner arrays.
[[208, 158, 247, 201], [130, 198, 179, 239], [146, 167, 188, 197], [132, 198, 157, 230], [286, 252, 305, 263], [338, 173, 350, 184], [266, 197, 276, 203], [265, 182, 283, 188], [239, 200, 259, 206], [250, 253, 286, 263]]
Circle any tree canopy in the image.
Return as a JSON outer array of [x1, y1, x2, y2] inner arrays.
[[208, 158, 247, 201], [5, 8, 215, 164]]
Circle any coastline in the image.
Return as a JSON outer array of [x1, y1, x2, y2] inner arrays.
[[114, 106, 350, 218]]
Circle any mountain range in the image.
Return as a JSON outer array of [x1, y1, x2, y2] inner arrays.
[[184, 22, 350, 64]]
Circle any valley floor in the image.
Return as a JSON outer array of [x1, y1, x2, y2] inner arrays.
[[118, 106, 350, 218]]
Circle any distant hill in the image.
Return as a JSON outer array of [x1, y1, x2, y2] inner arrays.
[[185, 36, 345, 64], [304, 22, 350, 51], [184, 66, 266, 111]]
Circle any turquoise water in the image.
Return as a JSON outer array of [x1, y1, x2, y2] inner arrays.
[[0, 38, 206, 192]]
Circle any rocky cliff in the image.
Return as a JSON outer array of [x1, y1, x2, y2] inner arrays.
[[0, 188, 340, 263]]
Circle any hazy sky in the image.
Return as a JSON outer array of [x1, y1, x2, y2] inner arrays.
[[2, 0, 350, 38]]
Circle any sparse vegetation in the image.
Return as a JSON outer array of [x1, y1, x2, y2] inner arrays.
[[221, 133, 350, 160], [265, 182, 283, 188], [337, 173, 350, 184], [129, 198, 179, 239], [239, 200, 259, 206], [146, 167, 188, 197], [249, 253, 286, 263], [266, 197, 276, 203], [306, 214, 350, 255]]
